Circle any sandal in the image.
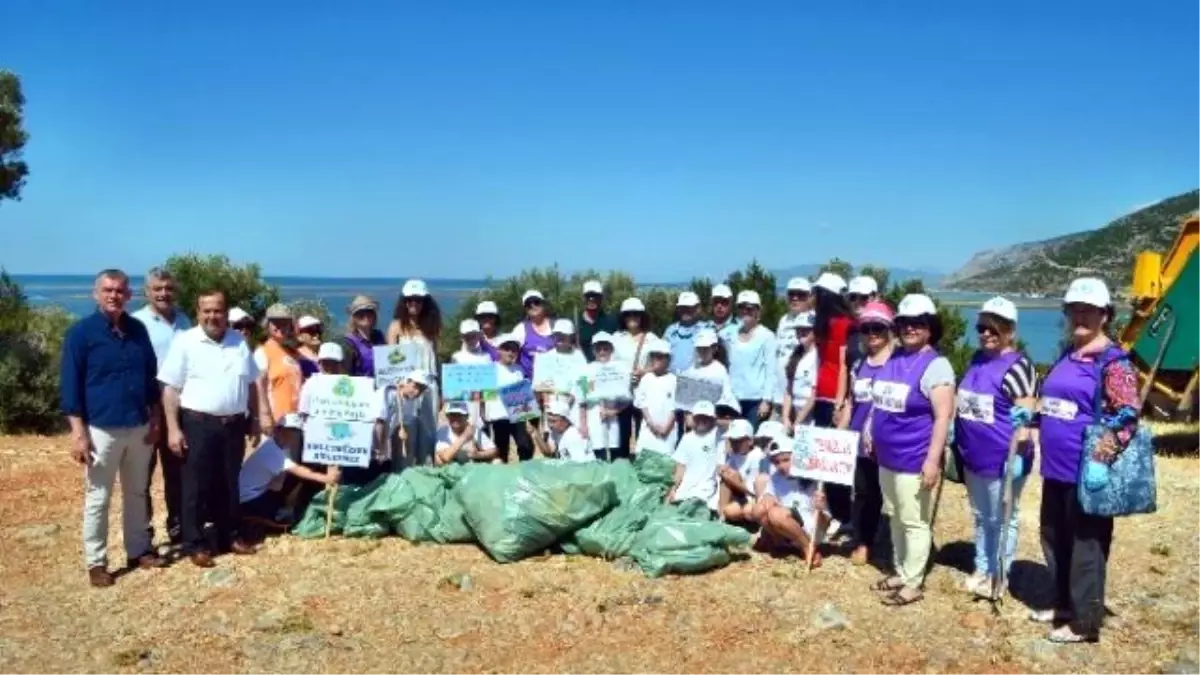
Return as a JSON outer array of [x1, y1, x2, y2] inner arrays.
[[1029, 609, 1074, 624], [880, 589, 924, 607], [872, 576, 904, 592], [1046, 625, 1098, 644]]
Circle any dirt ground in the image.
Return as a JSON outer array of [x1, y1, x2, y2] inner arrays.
[[0, 435, 1196, 674]]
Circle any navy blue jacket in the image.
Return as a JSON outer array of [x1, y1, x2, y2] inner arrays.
[[60, 311, 161, 428]]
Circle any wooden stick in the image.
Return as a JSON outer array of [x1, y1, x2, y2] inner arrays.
[[806, 480, 827, 572], [992, 432, 1022, 606], [1138, 315, 1177, 407], [323, 479, 339, 539]]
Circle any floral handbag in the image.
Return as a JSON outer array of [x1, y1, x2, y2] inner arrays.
[[1076, 357, 1157, 518]]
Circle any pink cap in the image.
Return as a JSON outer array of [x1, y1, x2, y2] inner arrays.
[[858, 301, 894, 325]]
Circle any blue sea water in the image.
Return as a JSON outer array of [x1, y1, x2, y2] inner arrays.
[[11, 274, 1069, 364]]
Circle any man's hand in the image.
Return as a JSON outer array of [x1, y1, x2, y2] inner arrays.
[[143, 422, 161, 447], [813, 489, 828, 512], [758, 400, 772, 419], [71, 433, 94, 466], [167, 427, 187, 457], [920, 458, 940, 490], [323, 466, 341, 485]]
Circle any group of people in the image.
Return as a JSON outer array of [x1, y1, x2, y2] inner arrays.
[[63, 265, 1140, 645]]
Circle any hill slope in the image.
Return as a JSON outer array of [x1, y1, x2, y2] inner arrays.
[[945, 189, 1199, 294]]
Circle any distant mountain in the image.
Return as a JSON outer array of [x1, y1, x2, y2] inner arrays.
[[944, 189, 1200, 295], [772, 264, 945, 289]]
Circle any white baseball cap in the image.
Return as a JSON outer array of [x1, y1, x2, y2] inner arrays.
[[402, 279, 429, 297], [620, 297, 646, 313], [691, 401, 717, 418], [582, 280, 604, 296], [786, 277, 812, 293], [726, 418, 754, 440], [496, 332, 521, 348], [297, 315, 322, 330], [277, 412, 305, 431], [445, 400, 471, 416], [979, 296, 1019, 323], [592, 331, 614, 345], [677, 291, 701, 307], [712, 284, 734, 299], [460, 318, 482, 335], [736, 290, 762, 307], [475, 301, 499, 316], [1064, 277, 1112, 308], [897, 294, 938, 318], [795, 311, 815, 329], [552, 318, 576, 335], [547, 399, 572, 419], [405, 370, 430, 386], [647, 339, 672, 356], [522, 289, 545, 304], [317, 342, 344, 362], [228, 307, 251, 324], [755, 420, 786, 439], [814, 273, 848, 294], [767, 436, 793, 457], [694, 330, 719, 348], [848, 276, 879, 296]]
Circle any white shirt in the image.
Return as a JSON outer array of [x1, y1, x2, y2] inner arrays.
[[780, 349, 819, 409], [253, 346, 267, 373], [612, 331, 660, 371], [158, 326, 259, 416], [634, 371, 679, 454], [726, 448, 768, 497], [679, 360, 739, 410], [238, 438, 295, 503], [764, 469, 822, 538], [577, 360, 624, 450], [775, 313, 804, 363], [551, 425, 594, 463], [130, 305, 191, 369], [435, 424, 497, 463], [671, 429, 721, 509]]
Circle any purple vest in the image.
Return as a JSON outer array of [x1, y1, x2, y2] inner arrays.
[[1039, 346, 1124, 484], [480, 338, 501, 362], [849, 357, 888, 456], [955, 350, 1022, 478], [344, 330, 383, 378], [518, 319, 556, 379], [870, 347, 940, 474]]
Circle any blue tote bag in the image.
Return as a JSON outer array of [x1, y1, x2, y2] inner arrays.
[[1076, 357, 1157, 518]]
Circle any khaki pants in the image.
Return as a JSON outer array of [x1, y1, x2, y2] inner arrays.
[[83, 424, 153, 569], [879, 466, 934, 588]]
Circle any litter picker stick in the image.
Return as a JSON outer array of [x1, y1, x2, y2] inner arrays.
[[992, 432, 1023, 606], [324, 478, 339, 539], [806, 480, 827, 572]]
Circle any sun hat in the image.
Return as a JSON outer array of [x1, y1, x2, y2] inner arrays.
[[1064, 278, 1112, 308], [405, 370, 430, 386], [726, 419, 754, 440], [265, 303, 292, 320], [814, 273, 848, 294], [979, 296, 1019, 323], [547, 399, 572, 419], [592, 331, 614, 345], [647, 339, 672, 356], [402, 279, 430, 297], [553, 318, 576, 335], [786, 277, 812, 293], [522, 289, 545, 304], [229, 307, 252, 324], [768, 436, 793, 457], [317, 342, 344, 362], [297, 315, 322, 331], [475, 300, 499, 316], [620, 297, 646, 313], [858, 301, 895, 325], [677, 291, 701, 307], [694, 330, 719, 348], [755, 420, 786, 439], [711, 284, 734, 300], [348, 295, 379, 314], [848, 276, 879, 296], [459, 319, 482, 335], [896, 294, 938, 318], [582, 280, 604, 296], [691, 401, 717, 418], [445, 400, 471, 417], [736, 290, 762, 307]]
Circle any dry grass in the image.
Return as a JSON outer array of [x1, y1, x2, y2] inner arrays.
[[0, 435, 1196, 674]]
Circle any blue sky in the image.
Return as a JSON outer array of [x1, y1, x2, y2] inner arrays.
[[2, 1, 1196, 280]]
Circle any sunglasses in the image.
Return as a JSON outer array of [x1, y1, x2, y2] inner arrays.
[[712, 298, 731, 305], [524, 299, 543, 307], [847, 293, 868, 303], [895, 317, 930, 330], [584, 293, 602, 301], [787, 292, 811, 301], [976, 323, 1001, 336], [233, 322, 254, 331], [861, 323, 890, 336], [737, 304, 759, 312], [796, 327, 813, 336], [404, 296, 424, 304]]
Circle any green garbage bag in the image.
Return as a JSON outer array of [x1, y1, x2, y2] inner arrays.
[[291, 479, 386, 539], [455, 461, 619, 563], [564, 460, 671, 559], [633, 450, 678, 488], [630, 500, 752, 577], [374, 466, 475, 543]]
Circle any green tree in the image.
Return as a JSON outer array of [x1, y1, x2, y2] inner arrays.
[[857, 264, 890, 292], [163, 253, 281, 321], [289, 298, 340, 341], [0, 271, 73, 433], [819, 257, 854, 280], [0, 71, 30, 203], [724, 259, 785, 329]]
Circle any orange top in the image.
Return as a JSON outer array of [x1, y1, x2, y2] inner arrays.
[[262, 339, 302, 420]]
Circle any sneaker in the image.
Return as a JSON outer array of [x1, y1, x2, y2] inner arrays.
[[964, 572, 990, 595]]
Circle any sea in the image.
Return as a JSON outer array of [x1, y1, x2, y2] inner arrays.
[[11, 274, 1070, 364]]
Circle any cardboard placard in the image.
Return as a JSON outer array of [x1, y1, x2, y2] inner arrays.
[[674, 375, 723, 411], [532, 352, 577, 393], [586, 361, 632, 402], [442, 363, 499, 400], [373, 344, 424, 388], [302, 375, 377, 422], [302, 419, 374, 468], [789, 426, 858, 487], [500, 380, 541, 422]]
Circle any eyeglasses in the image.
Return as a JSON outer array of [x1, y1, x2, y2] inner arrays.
[[737, 304, 759, 313], [787, 292, 810, 301], [796, 327, 814, 336], [976, 324, 1000, 336], [301, 327, 323, 336], [712, 298, 731, 305], [895, 317, 930, 330], [861, 323, 890, 336]]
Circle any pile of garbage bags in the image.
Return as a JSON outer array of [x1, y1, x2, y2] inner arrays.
[[292, 453, 751, 577]]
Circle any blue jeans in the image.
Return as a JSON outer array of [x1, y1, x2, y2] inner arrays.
[[739, 399, 763, 429], [964, 468, 1027, 577]]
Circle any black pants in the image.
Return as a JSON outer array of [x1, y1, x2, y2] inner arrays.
[[852, 456, 883, 548], [489, 419, 534, 462], [616, 407, 642, 460], [241, 488, 284, 521], [180, 410, 246, 553], [1040, 478, 1114, 635], [146, 430, 184, 544], [812, 400, 853, 524]]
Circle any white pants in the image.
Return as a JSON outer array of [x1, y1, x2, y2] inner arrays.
[[83, 424, 153, 569]]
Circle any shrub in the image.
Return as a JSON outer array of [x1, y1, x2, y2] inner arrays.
[[163, 253, 280, 321], [0, 271, 73, 433], [289, 298, 341, 341]]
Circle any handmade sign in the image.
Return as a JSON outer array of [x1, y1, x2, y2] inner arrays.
[[789, 426, 858, 486], [302, 418, 374, 468], [442, 363, 499, 400], [373, 344, 424, 388], [674, 375, 723, 411], [586, 361, 632, 401], [532, 352, 577, 393], [500, 380, 541, 422], [303, 375, 377, 422]]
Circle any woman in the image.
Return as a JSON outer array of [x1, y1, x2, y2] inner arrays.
[[341, 295, 386, 378], [774, 278, 813, 413], [869, 293, 955, 607], [386, 279, 442, 468], [726, 290, 776, 428], [812, 272, 855, 526], [613, 297, 659, 457], [295, 315, 323, 380], [485, 333, 536, 462], [780, 311, 818, 433], [510, 290, 556, 380], [839, 301, 895, 566], [1035, 278, 1139, 643], [956, 297, 1038, 599], [473, 300, 502, 360]]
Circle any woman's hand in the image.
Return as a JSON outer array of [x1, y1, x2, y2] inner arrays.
[[757, 400, 772, 420], [920, 458, 940, 490]]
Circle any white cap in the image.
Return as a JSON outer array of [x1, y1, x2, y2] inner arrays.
[[647, 339, 672, 356], [979, 297, 1019, 323], [814, 273, 848, 294], [402, 279, 429, 297], [277, 412, 305, 431], [677, 291, 701, 307], [546, 399, 572, 419], [897, 294, 938, 318], [496, 332, 521, 347], [1064, 277, 1112, 308], [712, 284, 734, 299], [768, 436, 793, 457], [694, 330, 719, 348], [736, 290, 762, 307], [475, 301, 499, 316], [620, 297, 646, 313], [522, 289, 545, 304], [459, 318, 481, 335], [786, 277, 812, 293], [552, 318, 576, 335], [405, 370, 430, 386], [755, 420, 786, 439], [582, 280, 604, 296], [297, 315, 322, 330], [691, 401, 716, 418], [229, 307, 251, 324], [848, 276, 879, 296], [795, 311, 815, 329], [317, 342, 344, 362], [726, 418, 754, 440], [445, 400, 471, 416], [592, 331, 614, 345]]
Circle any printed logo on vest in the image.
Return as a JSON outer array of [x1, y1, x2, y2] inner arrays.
[[872, 381, 910, 413], [956, 389, 995, 424], [1039, 397, 1079, 421], [853, 378, 873, 403]]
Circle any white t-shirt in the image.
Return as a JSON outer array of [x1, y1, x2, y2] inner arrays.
[[780, 349, 819, 409], [725, 448, 768, 497], [485, 363, 526, 422], [764, 469, 822, 538], [451, 348, 493, 365], [635, 371, 679, 454], [253, 346, 267, 374], [678, 360, 739, 411], [578, 359, 626, 450], [435, 424, 497, 464], [671, 429, 721, 509], [158, 327, 260, 416], [238, 438, 295, 503], [551, 425, 594, 463], [612, 331, 660, 371]]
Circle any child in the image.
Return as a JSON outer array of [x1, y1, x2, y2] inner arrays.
[[239, 413, 339, 536], [486, 333, 536, 462], [666, 401, 722, 512], [297, 342, 347, 416], [579, 331, 626, 461], [450, 318, 494, 429], [780, 311, 819, 433], [718, 419, 766, 525], [545, 318, 588, 426], [635, 339, 679, 455], [752, 437, 828, 566], [435, 400, 500, 465], [679, 330, 738, 430], [374, 369, 431, 471], [545, 399, 593, 463]]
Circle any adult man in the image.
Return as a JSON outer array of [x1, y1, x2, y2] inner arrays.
[[577, 280, 618, 362], [131, 267, 191, 545], [258, 303, 303, 425], [60, 269, 165, 587], [663, 291, 713, 374], [710, 284, 740, 346], [159, 291, 269, 567], [774, 277, 814, 415]]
